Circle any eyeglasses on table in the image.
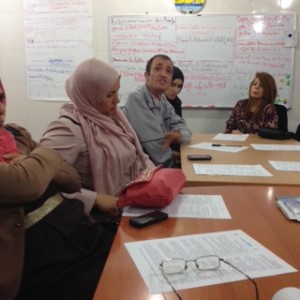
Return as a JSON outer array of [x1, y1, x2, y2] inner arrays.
[[159, 255, 259, 300]]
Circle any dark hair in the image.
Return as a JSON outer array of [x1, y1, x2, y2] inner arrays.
[[245, 72, 277, 119], [172, 66, 184, 83], [145, 54, 173, 74], [0, 79, 6, 103]]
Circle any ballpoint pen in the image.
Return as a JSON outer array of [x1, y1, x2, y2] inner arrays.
[[212, 144, 242, 147]]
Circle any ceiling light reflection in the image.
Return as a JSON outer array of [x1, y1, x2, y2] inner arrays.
[[150, 294, 165, 300], [267, 187, 274, 201], [278, 0, 293, 9]]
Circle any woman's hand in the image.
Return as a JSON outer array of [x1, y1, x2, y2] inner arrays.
[[94, 193, 119, 215], [231, 130, 243, 134]]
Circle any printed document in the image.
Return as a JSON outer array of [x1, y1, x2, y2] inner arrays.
[[125, 230, 297, 294], [276, 196, 300, 221], [190, 142, 247, 153], [269, 161, 300, 172], [213, 133, 249, 141], [122, 194, 231, 219], [193, 164, 272, 176], [251, 144, 300, 151]]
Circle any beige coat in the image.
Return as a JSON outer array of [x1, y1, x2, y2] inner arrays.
[[0, 123, 80, 300]]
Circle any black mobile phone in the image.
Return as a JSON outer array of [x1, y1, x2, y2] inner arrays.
[[187, 154, 212, 161], [129, 211, 168, 228]]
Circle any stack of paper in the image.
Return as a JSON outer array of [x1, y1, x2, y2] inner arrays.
[[276, 196, 300, 221]]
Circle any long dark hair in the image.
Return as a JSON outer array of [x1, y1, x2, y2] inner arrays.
[[244, 72, 277, 120]]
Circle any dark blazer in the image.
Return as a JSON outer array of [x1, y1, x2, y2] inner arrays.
[[0, 124, 80, 300]]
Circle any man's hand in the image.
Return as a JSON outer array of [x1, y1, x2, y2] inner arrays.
[[162, 131, 181, 148], [172, 151, 180, 161]]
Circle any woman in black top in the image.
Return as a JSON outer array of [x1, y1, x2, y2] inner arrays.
[[165, 66, 184, 117], [165, 66, 185, 155]]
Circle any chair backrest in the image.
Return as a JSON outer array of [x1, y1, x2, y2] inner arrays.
[[274, 104, 288, 132], [295, 124, 300, 141]]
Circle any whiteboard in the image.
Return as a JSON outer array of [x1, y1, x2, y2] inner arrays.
[[23, 0, 93, 101], [108, 14, 296, 108]]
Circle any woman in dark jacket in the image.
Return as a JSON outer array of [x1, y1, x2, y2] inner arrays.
[[165, 66, 185, 154], [165, 66, 185, 117], [0, 78, 114, 300]]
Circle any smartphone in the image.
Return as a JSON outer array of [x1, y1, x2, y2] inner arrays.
[[187, 154, 212, 161], [129, 211, 168, 228]]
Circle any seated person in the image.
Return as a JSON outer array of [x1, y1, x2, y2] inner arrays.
[[165, 66, 184, 117], [225, 72, 278, 134], [0, 78, 114, 300], [0, 97, 18, 162], [40, 58, 154, 221], [165, 66, 185, 153], [123, 54, 192, 168]]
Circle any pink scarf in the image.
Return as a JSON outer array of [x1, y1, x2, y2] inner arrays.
[[0, 80, 18, 162], [63, 58, 153, 195], [0, 129, 18, 163]]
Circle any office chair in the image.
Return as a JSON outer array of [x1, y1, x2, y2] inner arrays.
[[295, 124, 300, 141], [274, 104, 288, 132], [258, 105, 294, 140]]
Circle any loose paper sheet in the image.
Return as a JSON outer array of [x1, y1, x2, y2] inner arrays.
[[125, 230, 297, 294], [213, 133, 249, 141], [123, 195, 231, 219], [251, 144, 300, 151], [193, 164, 273, 176], [269, 161, 300, 172], [190, 142, 247, 153]]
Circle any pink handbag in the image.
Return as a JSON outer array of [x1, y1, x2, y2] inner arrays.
[[118, 165, 186, 208]]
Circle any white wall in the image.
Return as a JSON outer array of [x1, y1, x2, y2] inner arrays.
[[0, 0, 300, 140]]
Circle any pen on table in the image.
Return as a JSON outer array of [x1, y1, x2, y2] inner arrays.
[[212, 144, 242, 147]]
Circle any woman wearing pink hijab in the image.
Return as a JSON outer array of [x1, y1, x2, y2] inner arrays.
[[41, 58, 154, 223]]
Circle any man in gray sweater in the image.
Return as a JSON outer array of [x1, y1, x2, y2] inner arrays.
[[123, 54, 191, 168]]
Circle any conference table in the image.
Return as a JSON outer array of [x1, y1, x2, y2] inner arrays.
[[181, 133, 300, 186], [93, 185, 300, 300]]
